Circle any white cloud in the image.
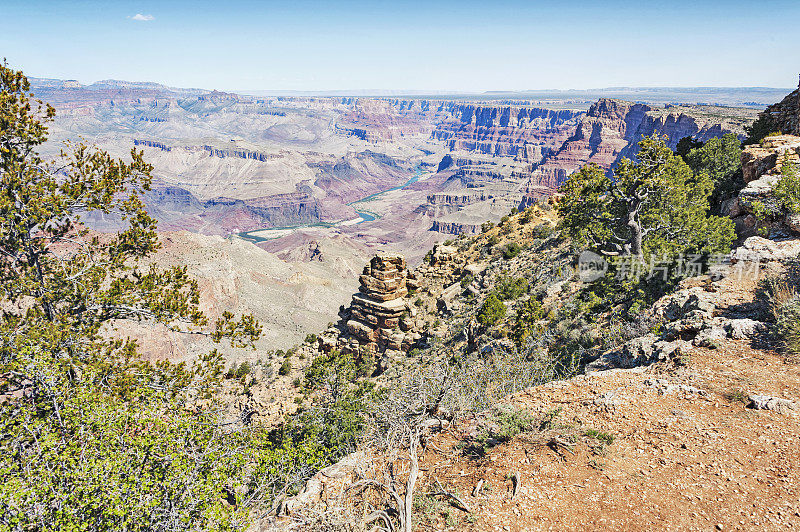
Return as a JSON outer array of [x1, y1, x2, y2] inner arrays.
[[129, 13, 154, 21]]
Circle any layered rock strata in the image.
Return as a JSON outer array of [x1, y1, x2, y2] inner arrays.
[[344, 255, 420, 355]]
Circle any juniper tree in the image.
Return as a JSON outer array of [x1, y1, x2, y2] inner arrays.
[[557, 135, 735, 261], [0, 61, 275, 531]]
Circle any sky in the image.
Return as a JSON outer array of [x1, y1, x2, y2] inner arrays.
[[2, 0, 799, 92]]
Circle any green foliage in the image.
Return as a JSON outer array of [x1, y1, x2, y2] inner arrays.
[[675, 136, 703, 158], [512, 297, 545, 345], [236, 360, 252, 379], [486, 234, 499, 248], [3, 390, 251, 531], [521, 207, 536, 224], [0, 64, 362, 531], [477, 293, 506, 327], [502, 241, 522, 259], [684, 133, 744, 207], [584, 428, 615, 445], [279, 359, 292, 376], [491, 407, 535, 443], [494, 275, 529, 301], [744, 113, 780, 145], [296, 350, 375, 454], [304, 333, 318, 345], [773, 155, 800, 214], [557, 135, 736, 316], [461, 407, 536, 457], [530, 223, 555, 239], [761, 274, 800, 361], [558, 135, 735, 260]]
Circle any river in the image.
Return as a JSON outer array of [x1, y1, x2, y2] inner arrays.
[[237, 165, 425, 243]]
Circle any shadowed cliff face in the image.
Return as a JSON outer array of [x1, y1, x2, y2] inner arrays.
[[763, 87, 800, 136]]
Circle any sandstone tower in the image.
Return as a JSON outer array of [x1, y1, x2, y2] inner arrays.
[[345, 254, 420, 356]]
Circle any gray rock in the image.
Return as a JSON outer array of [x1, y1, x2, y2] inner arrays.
[[480, 339, 514, 357], [738, 174, 781, 214], [693, 327, 727, 347], [643, 378, 707, 396], [654, 287, 717, 322], [720, 197, 743, 218], [787, 214, 800, 234], [724, 318, 766, 340], [587, 334, 693, 371], [748, 394, 797, 414], [464, 262, 488, 276], [730, 237, 800, 263]]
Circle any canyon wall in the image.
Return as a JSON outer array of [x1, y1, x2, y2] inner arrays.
[[420, 98, 755, 233]]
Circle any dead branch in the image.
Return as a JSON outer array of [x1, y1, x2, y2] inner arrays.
[[428, 477, 471, 513]]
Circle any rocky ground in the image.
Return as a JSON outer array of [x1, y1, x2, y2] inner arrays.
[[262, 251, 799, 531]]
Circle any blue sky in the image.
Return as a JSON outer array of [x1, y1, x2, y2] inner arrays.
[[2, 0, 798, 91]]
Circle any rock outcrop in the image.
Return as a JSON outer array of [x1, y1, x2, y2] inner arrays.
[[734, 134, 800, 239], [761, 85, 800, 136], [347, 255, 409, 348], [319, 255, 423, 366]]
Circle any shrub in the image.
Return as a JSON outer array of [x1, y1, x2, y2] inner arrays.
[[684, 133, 743, 208], [492, 407, 535, 443], [584, 428, 615, 445], [774, 294, 800, 360], [495, 275, 528, 300], [305, 333, 318, 345], [235, 360, 252, 379], [502, 242, 521, 260], [761, 273, 800, 361], [279, 359, 292, 375], [773, 155, 800, 214], [512, 297, 545, 345], [477, 293, 506, 327], [530, 223, 554, 239]]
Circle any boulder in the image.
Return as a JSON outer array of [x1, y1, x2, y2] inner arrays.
[[742, 146, 778, 183], [720, 197, 743, 218], [432, 244, 457, 264], [724, 318, 766, 340], [730, 237, 800, 263], [464, 262, 488, 276], [787, 214, 800, 234], [653, 287, 716, 322], [748, 394, 797, 414], [693, 327, 727, 347], [738, 174, 781, 215]]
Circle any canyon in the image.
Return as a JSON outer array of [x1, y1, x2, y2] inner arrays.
[[34, 78, 767, 348]]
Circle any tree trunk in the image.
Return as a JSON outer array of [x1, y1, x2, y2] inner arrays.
[[627, 195, 644, 259]]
